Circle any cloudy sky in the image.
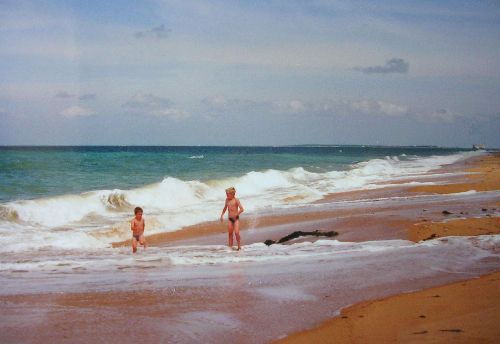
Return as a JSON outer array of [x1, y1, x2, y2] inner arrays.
[[1, 0, 499, 147]]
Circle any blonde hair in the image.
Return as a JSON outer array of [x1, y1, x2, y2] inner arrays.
[[225, 187, 236, 194]]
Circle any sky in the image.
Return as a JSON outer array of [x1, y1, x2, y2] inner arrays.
[[1, 0, 499, 147]]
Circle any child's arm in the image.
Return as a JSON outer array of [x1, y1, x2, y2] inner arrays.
[[220, 200, 228, 222], [131, 219, 135, 232], [237, 198, 244, 216]]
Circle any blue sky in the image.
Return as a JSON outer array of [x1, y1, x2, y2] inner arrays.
[[1, 0, 499, 147]]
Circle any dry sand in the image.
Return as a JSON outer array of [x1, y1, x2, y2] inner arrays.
[[406, 153, 500, 242], [276, 272, 500, 344], [410, 153, 500, 195], [275, 152, 500, 343], [408, 216, 500, 242]]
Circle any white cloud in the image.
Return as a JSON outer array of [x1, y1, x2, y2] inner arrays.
[[415, 108, 458, 123], [60, 105, 94, 118], [271, 98, 409, 117], [199, 95, 480, 125], [201, 96, 266, 115], [154, 108, 188, 119], [201, 94, 408, 117], [288, 100, 306, 112], [199, 96, 410, 119], [202, 96, 229, 110], [350, 99, 409, 116], [271, 100, 309, 113], [123, 93, 189, 120], [409, 108, 492, 123]]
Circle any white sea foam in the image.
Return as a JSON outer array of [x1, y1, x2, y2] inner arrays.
[[0, 151, 484, 252], [1, 235, 498, 274], [448, 190, 477, 195], [165, 239, 415, 266]]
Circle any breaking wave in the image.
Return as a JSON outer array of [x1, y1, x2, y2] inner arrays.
[[0, 151, 481, 251]]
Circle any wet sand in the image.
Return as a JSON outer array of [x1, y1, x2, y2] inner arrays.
[[408, 216, 500, 242], [114, 197, 496, 249], [110, 153, 499, 249], [112, 187, 419, 248], [410, 154, 500, 194], [2, 233, 498, 344], [276, 272, 500, 344], [1, 152, 499, 343], [275, 152, 500, 343]]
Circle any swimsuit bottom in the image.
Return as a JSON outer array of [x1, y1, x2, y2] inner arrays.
[[228, 215, 239, 224], [133, 234, 141, 241]]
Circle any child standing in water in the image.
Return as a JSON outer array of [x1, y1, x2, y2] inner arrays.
[[131, 206, 147, 253], [220, 187, 244, 250]]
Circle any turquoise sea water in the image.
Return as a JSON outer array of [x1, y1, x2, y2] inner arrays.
[[2, 144, 499, 313], [0, 144, 482, 253], [0, 145, 467, 202]]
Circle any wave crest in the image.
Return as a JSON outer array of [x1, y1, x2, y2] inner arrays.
[[0, 151, 478, 252], [104, 191, 133, 211], [0, 205, 19, 222]]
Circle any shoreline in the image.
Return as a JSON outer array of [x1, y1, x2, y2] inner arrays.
[[273, 152, 500, 343], [409, 153, 500, 194], [1, 152, 499, 343], [275, 271, 500, 344], [113, 152, 499, 249]]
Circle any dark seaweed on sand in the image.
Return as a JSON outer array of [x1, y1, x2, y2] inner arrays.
[[264, 230, 338, 246]]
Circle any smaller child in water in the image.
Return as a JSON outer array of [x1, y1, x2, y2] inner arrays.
[[131, 206, 147, 253], [220, 187, 244, 250]]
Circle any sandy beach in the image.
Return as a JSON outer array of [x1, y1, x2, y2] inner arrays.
[[3, 1, 500, 343], [410, 154, 500, 194], [276, 272, 500, 344], [1, 152, 499, 343], [275, 152, 500, 343]]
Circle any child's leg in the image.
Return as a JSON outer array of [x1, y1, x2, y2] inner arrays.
[[132, 237, 138, 253], [139, 234, 147, 249], [234, 220, 241, 250], [227, 222, 234, 248]]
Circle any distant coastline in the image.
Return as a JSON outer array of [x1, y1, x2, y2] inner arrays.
[[0, 144, 476, 149]]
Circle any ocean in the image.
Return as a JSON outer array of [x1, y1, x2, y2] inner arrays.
[[0, 145, 493, 295], [0, 145, 470, 202], [0, 145, 479, 249]]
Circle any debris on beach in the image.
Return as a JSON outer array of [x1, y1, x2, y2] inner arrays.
[[440, 329, 463, 333], [264, 230, 338, 246], [424, 234, 438, 241]]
